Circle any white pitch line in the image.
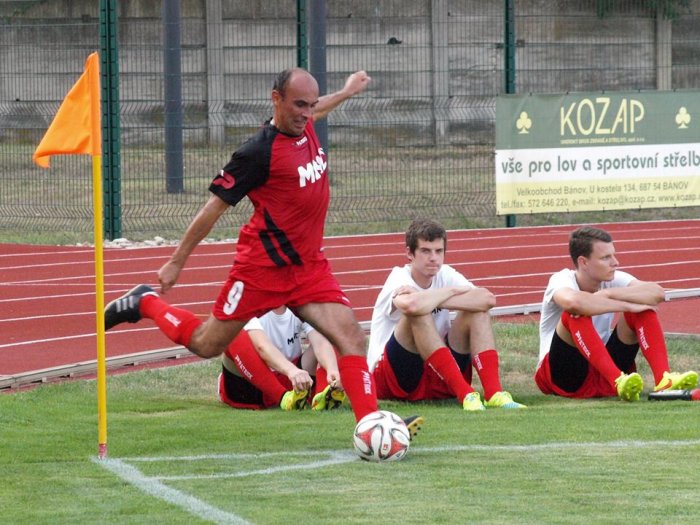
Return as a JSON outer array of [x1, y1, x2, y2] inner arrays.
[[156, 451, 358, 481], [92, 457, 251, 525], [115, 438, 700, 481], [91, 439, 700, 523], [412, 438, 700, 454]]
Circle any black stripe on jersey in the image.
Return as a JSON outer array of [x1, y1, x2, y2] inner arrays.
[[259, 231, 289, 267], [258, 209, 302, 267]]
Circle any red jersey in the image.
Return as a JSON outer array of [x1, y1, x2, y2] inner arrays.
[[210, 119, 329, 267]]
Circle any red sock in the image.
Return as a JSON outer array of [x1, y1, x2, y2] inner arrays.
[[562, 312, 621, 385], [338, 354, 378, 422], [425, 347, 473, 403], [226, 331, 287, 403], [314, 366, 329, 396], [472, 349, 503, 400], [140, 294, 201, 347], [624, 310, 669, 384]]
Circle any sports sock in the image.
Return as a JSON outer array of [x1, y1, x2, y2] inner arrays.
[[314, 366, 329, 396], [338, 354, 378, 421], [226, 332, 287, 403], [425, 346, 473, 403], [472, 349, 503, 400], [140, 294, 201, 347], [562, 312, 621, 385], [624, 310, 669, 384]]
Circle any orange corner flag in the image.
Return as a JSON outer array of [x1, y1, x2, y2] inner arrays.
[[33, 52, 101, 168]]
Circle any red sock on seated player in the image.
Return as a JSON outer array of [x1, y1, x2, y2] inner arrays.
[[425, 347, 473, 403], [472, 349, 504, 400], [623, 310, 669, 385], [226, 331, 288, 404], [562, 311, 621, 385]]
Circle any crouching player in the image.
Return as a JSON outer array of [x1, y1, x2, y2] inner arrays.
[[218, 306, 346, 411]]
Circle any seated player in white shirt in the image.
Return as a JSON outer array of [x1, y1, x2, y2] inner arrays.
[[536, 226, 697, 401], [367, 218, 526, 411]]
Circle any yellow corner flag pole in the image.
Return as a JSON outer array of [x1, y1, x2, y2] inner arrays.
[[33, 52, 108, 458], [93, 152, 108, 459]]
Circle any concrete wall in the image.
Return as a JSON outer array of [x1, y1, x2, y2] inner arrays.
[[1, 0, 699, 146]]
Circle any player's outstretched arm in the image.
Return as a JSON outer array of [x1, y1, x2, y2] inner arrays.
[[312, 70, 371, 120], [158, 194, 229, 293]]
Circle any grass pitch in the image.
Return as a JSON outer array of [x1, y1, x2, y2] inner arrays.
[[2, 323, 699, 524]]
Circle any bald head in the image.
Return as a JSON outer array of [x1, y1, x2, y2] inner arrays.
[[273, 68, 318, 98], [271, 68, 319, 136]]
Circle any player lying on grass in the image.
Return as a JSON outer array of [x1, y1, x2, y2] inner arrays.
[[104, 67, 422, 441], [367, 218, 526, 411], [218, 305, 347, 411], [536, 226, 698, 401]]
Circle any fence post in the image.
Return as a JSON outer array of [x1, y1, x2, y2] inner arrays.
[[99, 0, 122, 240], [308, 0, 328, 154], [163, 0, 184, 194], [656, 7, 672, 91], [297, 0, 308, 69], [431, 0, 449, 146], [504, 0, 517, 228], [206, 0, 225, 146]]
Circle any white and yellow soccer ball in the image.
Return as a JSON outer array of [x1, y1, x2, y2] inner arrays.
[[352, 410, 410, 462]]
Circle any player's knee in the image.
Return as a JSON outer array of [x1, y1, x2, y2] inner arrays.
[[335, 326, 368, 357], [187, 333, 227, 359]]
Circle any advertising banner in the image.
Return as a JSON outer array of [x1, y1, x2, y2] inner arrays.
[[495, 91, 700, 214]]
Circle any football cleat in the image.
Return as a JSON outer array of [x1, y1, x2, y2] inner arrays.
[[462, 391, 486, 411], [615, 372, 643, 402], [402, 415, 424, 441], [280, 389, 308, 411], [311, 385, 346, 410], [104, 284, 157, 330], [485, 391, 527, 409], [653, 370, 699, 392]]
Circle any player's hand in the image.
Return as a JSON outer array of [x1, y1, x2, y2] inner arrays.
[[344, 70, 371, 96], [288, 369, 313, 392], [326, 369, 343, 391], [158, 261, 182, 294]]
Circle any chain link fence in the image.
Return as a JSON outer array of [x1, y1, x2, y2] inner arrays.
[[1, 0, 699, 244]]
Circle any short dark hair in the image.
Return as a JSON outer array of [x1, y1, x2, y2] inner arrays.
[[405, 218, 447, 253], [273, 68, 306, 97], [569, 226, 613, 266]]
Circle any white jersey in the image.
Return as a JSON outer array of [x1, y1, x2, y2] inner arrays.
[[244, 308, 314, 361], [538, 268, 636, 364], [367, 264, 473, 370]]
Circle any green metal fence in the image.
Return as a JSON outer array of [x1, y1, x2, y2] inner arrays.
[[1, 0, 699, 244]]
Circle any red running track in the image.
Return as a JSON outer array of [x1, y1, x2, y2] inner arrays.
[[1, 220, 699, 376]]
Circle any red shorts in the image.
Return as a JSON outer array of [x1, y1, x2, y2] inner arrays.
[[213, 258, 350, 321], [535, 354, 617, 398], [535, 329, 637, 399], [373, 353, 469, 402]]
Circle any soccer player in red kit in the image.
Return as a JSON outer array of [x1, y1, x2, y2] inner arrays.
[[536, 226, 698, 400], [105, 68, 421, 436]]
